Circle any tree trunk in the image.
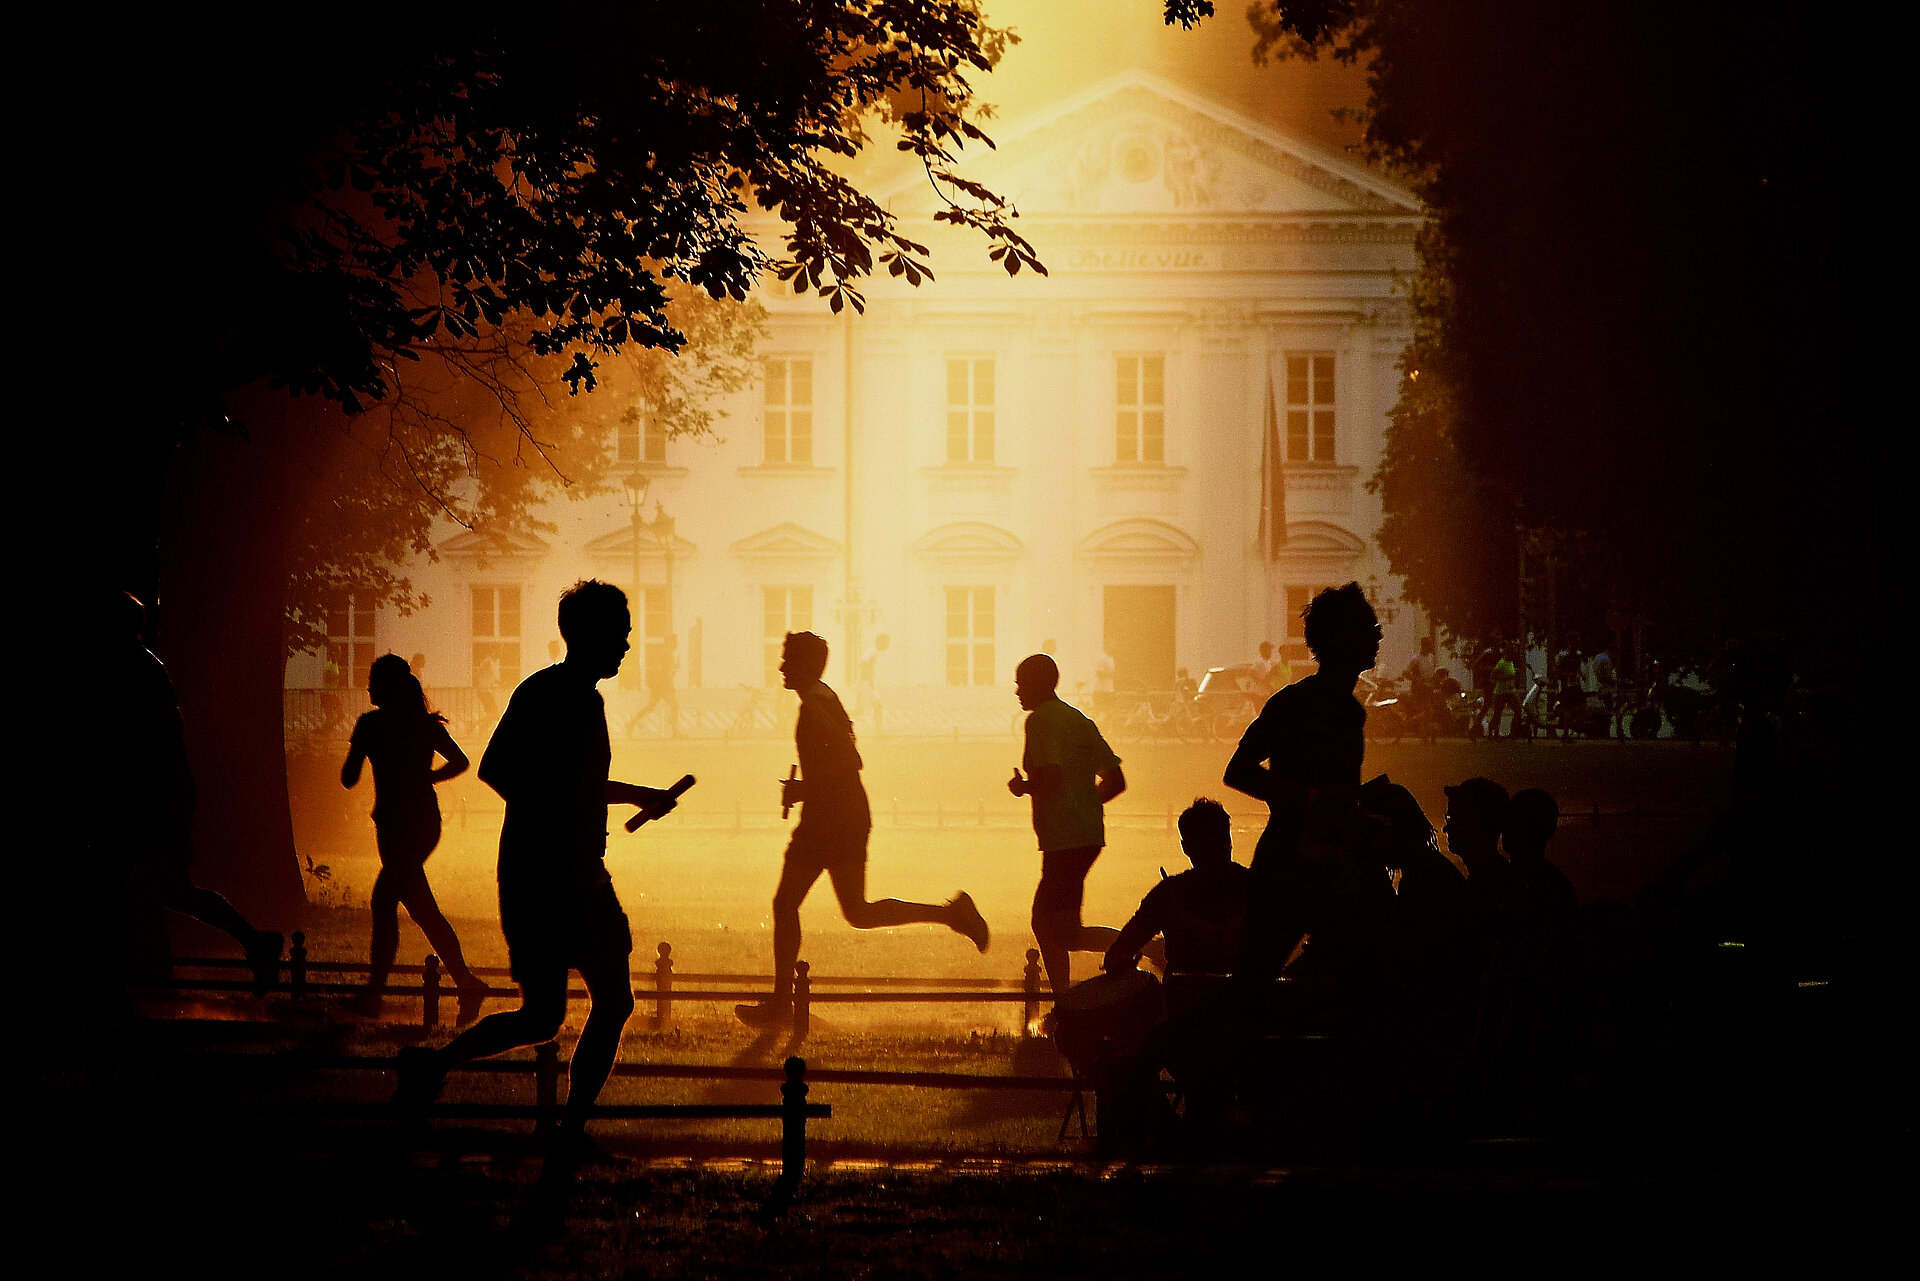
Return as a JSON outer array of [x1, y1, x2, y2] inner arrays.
[[158, 391, 308, 927]]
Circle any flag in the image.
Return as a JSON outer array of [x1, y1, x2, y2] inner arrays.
[[1258, 360, 1288, 559]]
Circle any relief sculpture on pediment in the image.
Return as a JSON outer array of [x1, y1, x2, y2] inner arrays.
[[1161, 130, 1216, 209]]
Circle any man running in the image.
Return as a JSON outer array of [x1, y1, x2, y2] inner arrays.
[[395, 580, 681, 1154], [736, 631, 989, 1029], [1008, 653, 1127, 998], [93, 591, 283, 995]]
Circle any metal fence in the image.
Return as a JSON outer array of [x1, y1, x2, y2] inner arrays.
[[151, 935, 1056, 1041]]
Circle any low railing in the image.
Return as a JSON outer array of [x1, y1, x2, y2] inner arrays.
[[150, 935, 1058, 1040]]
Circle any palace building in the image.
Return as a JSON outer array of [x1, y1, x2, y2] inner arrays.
[[286, 71, 1423, 735]]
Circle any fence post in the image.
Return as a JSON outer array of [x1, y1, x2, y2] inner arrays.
[[780, 1055, 809, 1189], [535, 1040, 561, 1133], [289, 931, 308, 999], [653, 941, 674, 1029], [793, 960, 811, 1039], [978, 800, 986, 826], [1167, 802, 1176, 832], [422, 954, 441, 1029], [1022, 947, 1043, 1036]]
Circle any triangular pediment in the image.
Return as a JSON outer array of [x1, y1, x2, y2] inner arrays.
[[730, 522, 840, 562], [584, 526, 699, 561], [438, 528, 551, 563], [890, 70, 1418, 219]]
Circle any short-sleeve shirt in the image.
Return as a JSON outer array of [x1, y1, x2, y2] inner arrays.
[[1021, 698, 1120, 852], [1123, 861, 1253, 975], [480, 664, 612, 893], [1234, 673, 1366, 868], [349, 707, 453, 823], [794, 682, 869, 828], [1237, 673, 1366, 795], [1491, 658, 1518, 695]]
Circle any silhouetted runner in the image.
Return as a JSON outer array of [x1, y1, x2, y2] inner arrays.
[[93, 591, 282, 993], [1009, 653, 1126, 1000], [630, 632, 681, 738], [736, 631, 988, 1029], [342, 653, 485, 1021], [395, 581, 680, 1153], [1225, 583, 1383, 986]]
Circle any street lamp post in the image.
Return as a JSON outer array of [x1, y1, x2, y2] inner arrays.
[[623, 473, 648, 641], [622, 469, 676, 669], [834, 581, 878, 687]]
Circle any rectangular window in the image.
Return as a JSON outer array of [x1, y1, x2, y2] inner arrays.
[[1284, 354, 1337, 463], [323, 590, 377, 690], [763, 586, 813, 687], [616, 586, 670, 691], [945, 587, 995, 686], [1115, 354, 1165, 463], [945, 357, 995, 463], [616, 406, 668, 466], [763, 359, 814, 464], [471, 585, 522, 689]]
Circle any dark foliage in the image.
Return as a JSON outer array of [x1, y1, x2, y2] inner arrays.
[[57, 4, 1037, 597], [1172, 2, 1889, 670]]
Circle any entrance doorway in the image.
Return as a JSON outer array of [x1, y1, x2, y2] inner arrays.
[[1103, 585, 1176, 691]]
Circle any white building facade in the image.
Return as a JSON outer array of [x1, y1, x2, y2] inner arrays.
[[287, 73, 1423, 734]]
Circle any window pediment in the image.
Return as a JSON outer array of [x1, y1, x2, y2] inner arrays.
[[1279, 521, 1366, 556], [911, 522, 1025, 566], [730, 523, 840, 564], [438, 529, 550, 569], [1076, 518, 1200, 568], [584, 527, 699, 564]]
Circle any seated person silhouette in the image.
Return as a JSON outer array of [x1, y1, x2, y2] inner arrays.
[[1444, 776, 1518, 959], [1101, 799, 1251, 1144], [395, 581, 681, 1156], [1105, 798, 1250, 1010], [1503, 788, 1578, 956], [736, 631, 989, 1029], [1360, 775, 1476, 1050], [94, 590, 282, 993], [1500, 787, 1582, 1116], [1008, 653, 1126, 1001]]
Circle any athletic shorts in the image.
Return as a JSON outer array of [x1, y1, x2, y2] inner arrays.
[[499, 875, 632, 988], [784, 794, 872, 878], [779, 810, 871, 883], [1034, 844, 1102, 918]]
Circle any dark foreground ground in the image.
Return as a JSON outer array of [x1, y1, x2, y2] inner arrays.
[[36, 1091, 1896, 1280], [49, 740, 1900, 1276], [33, 992, 1901, 1281]]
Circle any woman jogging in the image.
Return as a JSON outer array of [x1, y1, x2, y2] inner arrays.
[[343, 654, 487, 1021]]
